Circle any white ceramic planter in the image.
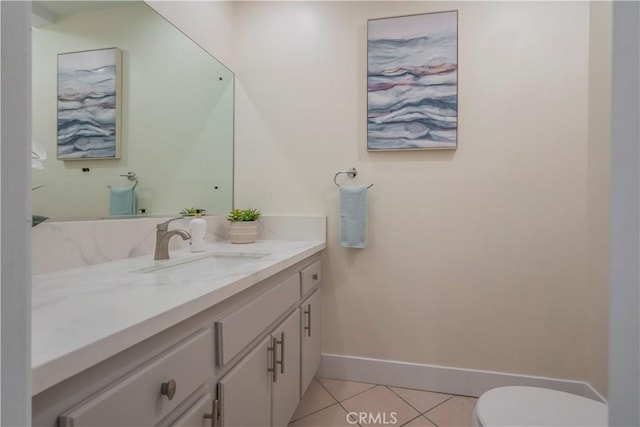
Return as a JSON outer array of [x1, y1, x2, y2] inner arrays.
[[228, 221, 258, 244]]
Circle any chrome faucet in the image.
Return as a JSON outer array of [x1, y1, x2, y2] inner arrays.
[[154, 217, 191, 260]]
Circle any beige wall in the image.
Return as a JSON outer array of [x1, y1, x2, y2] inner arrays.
[[157, 0, 611, 390], [233, 1, 601, 383], [147, 1, 235, 70], [587, 1, 612, 397]]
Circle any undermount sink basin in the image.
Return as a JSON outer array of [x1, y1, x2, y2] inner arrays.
[[134, 252, 268, 276]]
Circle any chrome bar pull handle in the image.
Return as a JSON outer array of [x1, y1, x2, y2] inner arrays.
[[268, 336, 277, 382], [203, 399, 219, 427], [276, 332, 285, 374], [304, 304, 311, 337]]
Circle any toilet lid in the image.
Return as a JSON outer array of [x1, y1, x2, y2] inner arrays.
[[476, 386, 607, 427]]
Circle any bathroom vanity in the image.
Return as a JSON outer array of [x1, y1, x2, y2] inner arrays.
[[31, 240, 324, 427]]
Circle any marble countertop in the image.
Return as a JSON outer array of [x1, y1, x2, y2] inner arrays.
[[32, 239, 325, 395]]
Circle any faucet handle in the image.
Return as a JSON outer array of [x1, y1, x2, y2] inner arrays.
[[156, 217, 185, 231]]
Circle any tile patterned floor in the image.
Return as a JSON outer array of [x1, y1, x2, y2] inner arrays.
[[289, 378, 477, 427]]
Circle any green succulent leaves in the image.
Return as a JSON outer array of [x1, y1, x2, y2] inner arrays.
[[227, 208, 261, 222]]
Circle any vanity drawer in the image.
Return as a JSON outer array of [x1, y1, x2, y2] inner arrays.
[[171, 393, 213, 427], [215, 273, 300, 366], [300, 260, 321, 296], [58, 329, 213, 427]]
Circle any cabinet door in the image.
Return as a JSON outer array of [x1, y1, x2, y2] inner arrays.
[[300, 288, 322, 396], [271, 311, 301, 427], [219, 335, 272, 427]]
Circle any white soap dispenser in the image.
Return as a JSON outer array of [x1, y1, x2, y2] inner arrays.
[[189, 211, 207, 253]]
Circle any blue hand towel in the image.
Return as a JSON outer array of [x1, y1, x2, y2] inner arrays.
[[339, 186, 368, 248], [109, 186, 136, 216]]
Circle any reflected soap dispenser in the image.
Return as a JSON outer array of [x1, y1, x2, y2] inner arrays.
[[189, 211, 207, 253]]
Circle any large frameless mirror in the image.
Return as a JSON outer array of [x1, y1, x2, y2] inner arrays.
[[31, 1, 234, 220]]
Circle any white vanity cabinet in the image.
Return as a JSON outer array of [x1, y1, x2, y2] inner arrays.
[[217, 310, 301, 427], [32, 254, 323, 427], [300, 288, 322, 396], [217, 335, 273, 427], [299, 259, 323, 395], [271, 310, 301, 427]]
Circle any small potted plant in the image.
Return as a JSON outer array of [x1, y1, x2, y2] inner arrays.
[[227, 208, 261, 244]]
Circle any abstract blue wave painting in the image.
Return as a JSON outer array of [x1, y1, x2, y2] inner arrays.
[[57, 48, 121, 159], [368, 11, 458, 150]]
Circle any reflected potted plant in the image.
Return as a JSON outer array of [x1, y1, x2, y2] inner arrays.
[[180, 207, 207, 217], [227, 208, 261, 244]]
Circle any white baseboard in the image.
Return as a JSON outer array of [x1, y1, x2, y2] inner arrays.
[[319, 353, 606, 403]]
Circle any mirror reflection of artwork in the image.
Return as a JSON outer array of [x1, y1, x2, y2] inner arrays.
[[57, 47, 121, 159], [367, 11, 458, 151], [33, 2, 234, 218]]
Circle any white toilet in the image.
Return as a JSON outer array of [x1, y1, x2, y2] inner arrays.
[[472, 386, 607, 427]]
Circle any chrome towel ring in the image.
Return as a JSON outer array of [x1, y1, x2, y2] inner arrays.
[[333, 167, 373, 189], [108, 171, 138, 189]]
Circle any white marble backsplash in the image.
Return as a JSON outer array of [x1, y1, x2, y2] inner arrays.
[[32, 215, 326, 274]]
